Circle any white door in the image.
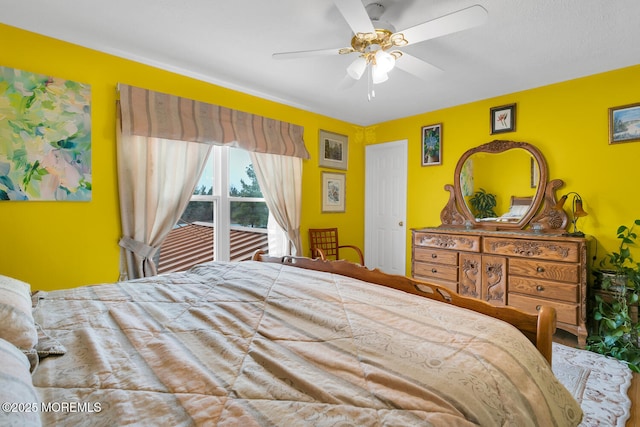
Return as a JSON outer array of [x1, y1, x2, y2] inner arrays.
[[365, 140, 407, 275]]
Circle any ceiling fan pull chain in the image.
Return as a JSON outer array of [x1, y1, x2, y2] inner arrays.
[[367, 64, 375, 101]]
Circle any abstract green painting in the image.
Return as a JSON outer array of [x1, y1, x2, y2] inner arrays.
[[0, 66, 91, 201]]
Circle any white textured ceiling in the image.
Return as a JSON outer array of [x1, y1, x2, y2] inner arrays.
[[1, 0, 639, 126]]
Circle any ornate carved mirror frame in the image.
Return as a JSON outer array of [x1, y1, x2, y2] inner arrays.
[[439, 140, 568, 233]]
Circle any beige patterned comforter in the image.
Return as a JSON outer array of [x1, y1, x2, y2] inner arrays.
[[32, 261, 582, 426]]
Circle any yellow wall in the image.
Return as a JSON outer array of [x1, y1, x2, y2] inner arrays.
[[0, 24, 365, 290], [369, 64, 640, 273], [2, 23, 639, 291]]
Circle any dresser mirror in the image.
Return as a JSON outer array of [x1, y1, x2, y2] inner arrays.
[[439, 140, 568, 232]]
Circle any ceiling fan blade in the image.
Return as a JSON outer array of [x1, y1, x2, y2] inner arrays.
[[394, 53, 443, 80], [334, 0, 375, 35], [397, 5, 488, 46], [272, 47, 343, 60]]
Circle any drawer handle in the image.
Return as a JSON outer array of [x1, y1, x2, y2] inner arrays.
[[431, 268, 438, 273], [536, 266, 545, 273], [536, 305, 542, 311], [431, 253, 438, 259], [536, 285, 545, 292]]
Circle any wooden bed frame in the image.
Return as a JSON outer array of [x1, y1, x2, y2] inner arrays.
[[252, 251, 557, 365]]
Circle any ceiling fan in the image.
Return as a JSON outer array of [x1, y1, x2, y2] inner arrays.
[[273, 0, 488, 99]]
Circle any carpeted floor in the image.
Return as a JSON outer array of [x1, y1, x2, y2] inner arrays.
[[554, 342, 633, 427]]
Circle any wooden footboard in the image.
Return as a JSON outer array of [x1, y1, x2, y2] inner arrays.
[[252, 251, 556, 365]]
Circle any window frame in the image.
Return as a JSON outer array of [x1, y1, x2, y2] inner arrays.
[[189, 145, 268, 261]]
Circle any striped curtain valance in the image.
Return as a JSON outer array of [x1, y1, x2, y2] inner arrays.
[[117, 84, 309, 159]]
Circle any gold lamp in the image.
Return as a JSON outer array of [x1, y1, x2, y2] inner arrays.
[[555, 192, 588, 237]]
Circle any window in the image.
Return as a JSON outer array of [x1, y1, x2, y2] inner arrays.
[[157, 146, 269, 273]]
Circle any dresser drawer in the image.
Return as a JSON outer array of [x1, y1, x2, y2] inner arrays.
[[414, 261, 458, 282], [413, 275, 458, 293], [508, 293, 578, 325], [483, 237, 580, 262], [414, 247, 458, 266], [414, 232, 480, 252], [508, 258, 580, 283], [509, 276, 579, 303]]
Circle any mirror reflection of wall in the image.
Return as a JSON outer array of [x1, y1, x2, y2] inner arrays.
[[460, 148, 537, 219]]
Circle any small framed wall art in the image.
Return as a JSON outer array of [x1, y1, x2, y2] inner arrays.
[[609, 102, 640, 144], [321, 172, 346, 213], [421, 123, 442, 166], [490, 103, 516, 134], [319, 130, 348, 170]]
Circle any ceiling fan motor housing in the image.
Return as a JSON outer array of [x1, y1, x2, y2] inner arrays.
[[345, 2, 406, 56], [351, 29, 393, 52], [365, 2, 385, 20]]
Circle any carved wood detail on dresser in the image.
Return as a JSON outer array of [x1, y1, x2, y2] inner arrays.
[[412, 228, 589, 345]]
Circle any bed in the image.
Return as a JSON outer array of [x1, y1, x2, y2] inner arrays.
[[1, 254, 583, 426], [498, 196, 533, 222]]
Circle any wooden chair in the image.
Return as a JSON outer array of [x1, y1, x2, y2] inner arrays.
[[308, 228, 364, 265]]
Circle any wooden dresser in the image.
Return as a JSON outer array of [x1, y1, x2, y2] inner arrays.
[[412, 227, 589, 345]]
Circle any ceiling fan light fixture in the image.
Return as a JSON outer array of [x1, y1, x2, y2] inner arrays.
[[347, 56, 367, 80], [374, 49, 395, 73], [371, 65, 388, 84]]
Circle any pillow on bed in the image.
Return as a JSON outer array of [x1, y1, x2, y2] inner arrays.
[[0, 275, 38, 351], [0, 338, 42, 427]]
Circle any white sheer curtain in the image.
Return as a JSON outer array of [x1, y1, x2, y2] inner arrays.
[[250, 152, 303, 255], [266, 213, 288, 257], [117, 130, 211, 280]]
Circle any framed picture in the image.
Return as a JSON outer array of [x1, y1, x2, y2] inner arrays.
[[421, 123, 442, 166], [609, 102, 640, 144], [490, 103, 516, 134], [319, 130, 348, 170], [321, 172, 345, 213]]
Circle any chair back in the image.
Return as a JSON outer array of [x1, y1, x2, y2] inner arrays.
[[308, 228, 339, 260]]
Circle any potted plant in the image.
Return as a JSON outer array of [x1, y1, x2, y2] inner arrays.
[[586, 219, 640, 371], [468, 188, 497, 219]]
